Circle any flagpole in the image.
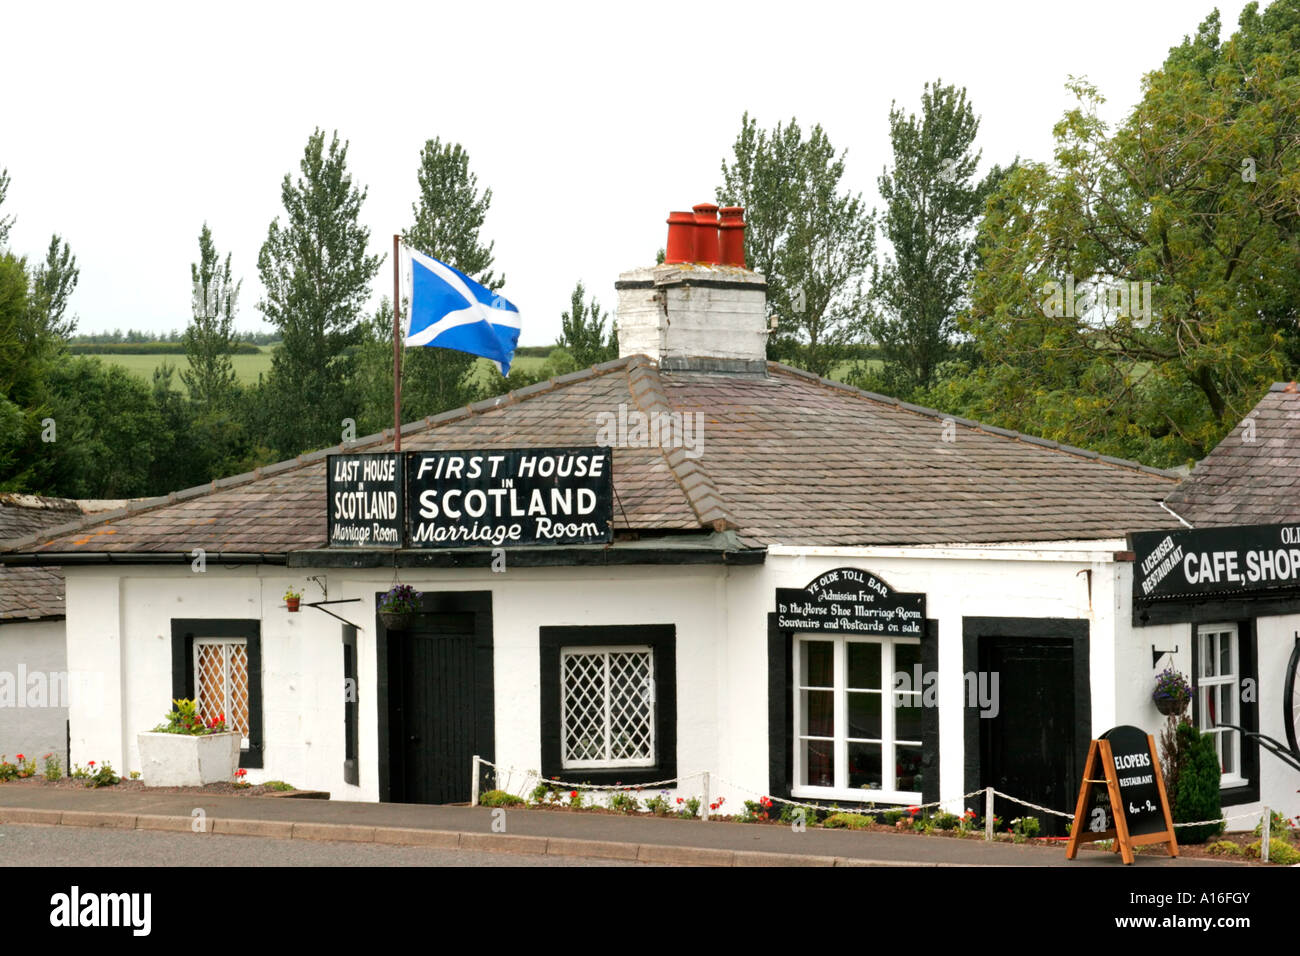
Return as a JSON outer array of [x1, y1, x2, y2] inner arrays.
[[392, 233, 402, 453]]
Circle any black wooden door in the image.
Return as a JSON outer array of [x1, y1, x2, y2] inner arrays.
[[388, 613, 476, 804], [980, 637, 1075, 837]]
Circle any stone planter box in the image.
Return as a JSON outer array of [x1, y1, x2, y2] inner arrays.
[[137, 731, 241, 787]]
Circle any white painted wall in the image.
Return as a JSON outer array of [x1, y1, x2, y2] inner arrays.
[[0, 619, 69, 764], [616, 265, 767, 363], [61, 548, 1298, 824]]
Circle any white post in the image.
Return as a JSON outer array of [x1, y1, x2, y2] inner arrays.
[[1262, 806, 1270, 864], [470, 754, 481, 807], [984, 787, 994, 842], [701, 772, 711, 820]]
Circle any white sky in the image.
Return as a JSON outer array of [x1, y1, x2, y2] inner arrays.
[[0, 0, 1251, 346]]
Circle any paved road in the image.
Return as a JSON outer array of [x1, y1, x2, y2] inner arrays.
[[0, 824, 651, 867]]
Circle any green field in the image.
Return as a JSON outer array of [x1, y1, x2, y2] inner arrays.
[[95, 348, 872, 393]]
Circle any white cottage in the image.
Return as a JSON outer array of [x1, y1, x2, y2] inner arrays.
[[4, 207, 1291, 831]]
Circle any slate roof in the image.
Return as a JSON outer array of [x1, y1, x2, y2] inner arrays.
[[0, 496, 83, 620], [0, 356, 1183, 561], [1163, 382, 1300, 527]]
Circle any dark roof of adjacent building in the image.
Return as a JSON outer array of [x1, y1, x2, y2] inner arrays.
[[0, 356, 1183, 562], [1163, 381, 1300, 527], [0, 495, 84, 620]]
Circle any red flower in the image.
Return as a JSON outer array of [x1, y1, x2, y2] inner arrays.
[[676, 797, 684, 804], [88, 761, 95, 768], [908, 805, 919, 815], [569, 790, 578, 799], [16, 754, 23, 761]]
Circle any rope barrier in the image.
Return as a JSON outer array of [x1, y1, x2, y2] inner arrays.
[[477, 758, 1267, 830]]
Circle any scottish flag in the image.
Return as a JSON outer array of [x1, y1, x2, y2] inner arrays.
[[403, 246, 521, 374]]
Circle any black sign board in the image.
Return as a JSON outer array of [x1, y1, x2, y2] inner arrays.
[[1131, 521, 1300, 603], [1066, 724, 1178, 865], [405, 446, 612, 549], [327, 453, 404, 548], [775, 567, 925, 635], [1101, 725, 1166, 837]]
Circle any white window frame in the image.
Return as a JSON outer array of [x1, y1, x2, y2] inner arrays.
[[1197, 622, 1242, 787], [193, 637, 250, 750], [560, 645, 655, 770], [792, 635, 923, 804]]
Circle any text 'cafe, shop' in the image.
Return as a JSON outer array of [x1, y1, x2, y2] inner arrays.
[[4, 205, 1294, 829]]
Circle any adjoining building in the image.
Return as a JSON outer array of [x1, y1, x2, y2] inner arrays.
[[1129, 382, 1300, 816], [0, 494, 124, 762], [3, 206, 1291, 828]]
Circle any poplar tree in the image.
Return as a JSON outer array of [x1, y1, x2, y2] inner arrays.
[[182, 223, 240, 408], [258, 129, 380, 455], [866, 81, 1010, 399], [398, 137, 505, 414], [718, 114, 875, 377], [28, 234, 80, 340], [559, 281, 616, 367]]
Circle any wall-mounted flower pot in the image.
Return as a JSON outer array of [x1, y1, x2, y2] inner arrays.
[[379, 611, 413, 630], [286, 597, 301, 612], [137, 732, 241, 787]]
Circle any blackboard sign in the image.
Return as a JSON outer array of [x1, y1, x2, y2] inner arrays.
[[775, 567, 925, 635], [327, 453, 404, 548], [1066, 725, 1178, 864], [1131, 522, 1300, 603], [406, 446, 613, 549], [1101, 725, 1166, 837]]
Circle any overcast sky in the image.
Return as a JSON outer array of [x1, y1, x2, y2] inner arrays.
[[0, 0, 1252, 346]]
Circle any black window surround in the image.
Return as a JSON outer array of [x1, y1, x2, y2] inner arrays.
[[1191, 619, 1259, 807], [767, 617, 940, 808], [170, 618, 264, 770], [539, 624, 676, 787]]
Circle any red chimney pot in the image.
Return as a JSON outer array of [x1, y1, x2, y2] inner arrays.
[[692, 203, 720, 265], [664, 211, 696, 264], [718, 206, 746, 267]]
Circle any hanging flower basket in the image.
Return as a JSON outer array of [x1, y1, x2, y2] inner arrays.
[[1155, 695, 1187, 716], [1153, 666, 1191, 716], [378, 584, 422, 631], [379, 610, 413, 630]]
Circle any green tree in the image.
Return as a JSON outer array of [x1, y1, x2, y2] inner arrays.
[[182, 223, 241, 408], [558, 281, 616, 367], [0, 168, 13, 249], [258, 129, 380, 456], [404, 138, 503, 291], [391, 137, 507, 418], [864, 81, 1011, 399], [942, 5, 1300, 467], [717, 113, 875, 377], [28, 234, 79, 341]]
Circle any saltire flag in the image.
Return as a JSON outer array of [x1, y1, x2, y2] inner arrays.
[[402, 246, 521, 374]]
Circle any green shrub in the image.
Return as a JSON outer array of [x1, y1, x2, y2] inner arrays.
[[822, 812, 872, 830], [1172, 723, 1224, 844], [931, 812, 961, 831], [607, 790, 639, 814], [883, 809, 905, 826], [42, 753, 62, 781], [1254, 810, 1294, 842], [263, 780, 294, 792], [644, 792, 672, 816], [478, 789, 524, 807], [84, 761, 120, 788], [1246, 839, 1300, 865], [1205, 840, 1242, 856]]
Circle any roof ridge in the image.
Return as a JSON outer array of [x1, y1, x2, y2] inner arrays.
[[625, 360, 739, 532], [1, 357, 640, 555], [766, 362, 1182, 481]]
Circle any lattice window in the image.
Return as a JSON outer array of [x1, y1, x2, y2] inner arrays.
[[561, 647, 654, 769], [195, 638, 250, 748], [1197, 623, 1240, 784]]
